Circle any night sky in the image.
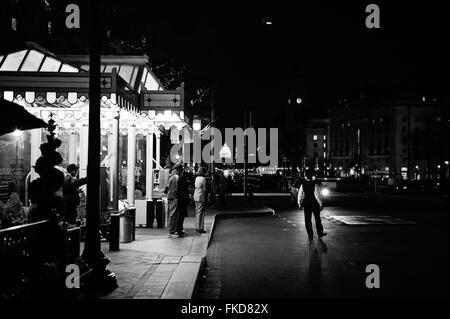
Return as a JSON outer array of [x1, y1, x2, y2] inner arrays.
[[3, 1, 449, 127], [122, 1, 449, 127]]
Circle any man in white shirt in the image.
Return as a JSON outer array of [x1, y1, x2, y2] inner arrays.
[[298, 172, 327, 239]]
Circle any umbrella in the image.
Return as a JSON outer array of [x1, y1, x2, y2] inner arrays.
[[0, 98, 49, 136]]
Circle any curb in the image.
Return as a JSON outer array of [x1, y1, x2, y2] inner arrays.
[[207, 207, 276, 248], [190, 205, 275, 299], [191, 255, 206, 300]]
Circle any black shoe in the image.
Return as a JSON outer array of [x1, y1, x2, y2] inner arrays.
[[177, 231, 185, 237], [197, 230, 207, 234], [319, 232, 327, 238]]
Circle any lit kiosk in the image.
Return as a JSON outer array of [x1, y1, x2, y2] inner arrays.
[[137, 87, 187, 227], [0, 43, 189, 230]]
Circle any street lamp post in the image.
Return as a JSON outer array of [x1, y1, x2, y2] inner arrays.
[[83, 0, 116, 291]]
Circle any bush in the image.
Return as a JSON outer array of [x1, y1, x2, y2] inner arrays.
[[0, 193, 27, 229]]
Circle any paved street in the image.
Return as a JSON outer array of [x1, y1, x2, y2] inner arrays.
[[197, 195, 449, 299]]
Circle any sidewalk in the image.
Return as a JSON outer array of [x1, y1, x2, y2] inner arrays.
[[98, 198, 274, 299]]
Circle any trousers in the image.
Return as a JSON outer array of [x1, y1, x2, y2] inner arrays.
[[304, 205, 324, 237], [168, 198, 179, 234], [195, 200, 206, 231]]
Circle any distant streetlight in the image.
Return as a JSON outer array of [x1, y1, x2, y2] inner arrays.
[[265, 21, 273, 25], [445, 161, 449, 165], [193, 117, 201, 131], [13, 129, 22, 137], [296, 97, 302, 104]]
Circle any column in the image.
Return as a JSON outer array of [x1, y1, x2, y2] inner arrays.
[[68, 132, 78, 165], [79, 124, 89, 178], [146, 131, 154, 199], [30, 129, 41, 181], [127, 124, 136, 205], [155, 130, 161, 169], [110, 114, 120, 210]]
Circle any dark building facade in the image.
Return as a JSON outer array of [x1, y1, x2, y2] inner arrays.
[[304, 119, 328, 172], [328, 100, 449, 180]]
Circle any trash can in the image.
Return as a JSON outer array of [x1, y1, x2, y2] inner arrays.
[[119, 207, 136, 243]]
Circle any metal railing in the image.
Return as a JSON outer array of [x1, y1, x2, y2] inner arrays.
[[0, 220, 81, 299]]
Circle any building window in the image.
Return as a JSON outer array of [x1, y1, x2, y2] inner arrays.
[[11, 18, 17, 31], [323, 143, 326, 148], [313, 135, 318, 141], [324, 152, 327, 158], [323, 135, 327, 140]]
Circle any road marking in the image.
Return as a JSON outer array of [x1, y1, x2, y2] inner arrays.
[[328, 215, 416, 225]]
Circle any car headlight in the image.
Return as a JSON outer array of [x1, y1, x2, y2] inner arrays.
[[321, 188, 330, 196]]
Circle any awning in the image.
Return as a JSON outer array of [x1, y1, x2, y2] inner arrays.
[[0, 98, 48, 136]]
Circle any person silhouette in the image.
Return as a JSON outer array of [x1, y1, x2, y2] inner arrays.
[[298, 172, 327, 239]]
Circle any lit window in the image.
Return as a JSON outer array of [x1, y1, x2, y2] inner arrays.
[[323, 143, 326, 148], [313, 135, 318, 141], [323, 135, 326, 140], [20, 50, 45, 72], [104, 64, 119, 73], [40, 56, 61, 72], [60, 64, 78, 72], [118, 65, 134, 83], [324, 152, 327, 158], [145, 72, 159, 90], [0, 50, 27, 71], [11, 18, 17, 31]]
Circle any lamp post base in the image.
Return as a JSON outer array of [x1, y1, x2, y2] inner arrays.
[[81, 252, 118, 295]]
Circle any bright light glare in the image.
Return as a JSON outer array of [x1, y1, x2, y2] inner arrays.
[[321, 188, 330, 197], [193, 120, 201, 131], [13, 129, 21, 137]]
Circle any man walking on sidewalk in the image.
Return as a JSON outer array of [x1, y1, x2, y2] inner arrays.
[[298, 172, 327, 239]]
